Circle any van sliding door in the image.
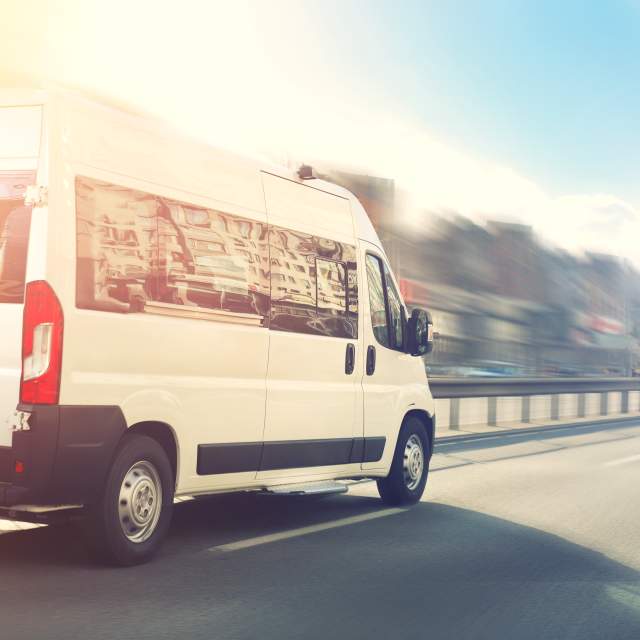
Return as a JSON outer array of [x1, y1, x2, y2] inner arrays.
[[258, 173, 363, 478]]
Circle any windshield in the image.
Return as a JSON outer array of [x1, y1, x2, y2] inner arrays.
[[0, 172, 34, 303]]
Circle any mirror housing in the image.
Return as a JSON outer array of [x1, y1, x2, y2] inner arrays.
[[406, 308, 434, 356]]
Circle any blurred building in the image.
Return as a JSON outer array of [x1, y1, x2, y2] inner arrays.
[[326, 168, 640, 377]]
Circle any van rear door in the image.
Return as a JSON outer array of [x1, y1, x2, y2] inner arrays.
[[0, 103, 42, 448], [360, 242, 415, 472]]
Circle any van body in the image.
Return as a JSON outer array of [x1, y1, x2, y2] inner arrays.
[[0, 89, 436, 564]]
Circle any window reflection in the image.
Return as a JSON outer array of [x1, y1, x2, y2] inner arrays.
[[317, 259, 346, 314], [157, 201, 269, 317], [269, 228, 317, 334], [76, 177, 157, 312], [0, 206, 32, 304], [76, 176, 269, 321], [0, 171, 34, 303], [269, 228, 358, 339], [366, 254, 389, 347], [76, 175, 358, 337]]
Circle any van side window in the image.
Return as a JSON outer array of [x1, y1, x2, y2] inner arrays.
[[316, 258, 346, 314], [76, 177, 157, 313], [156, 201, 269, 317], [366, 254, 405, 351], [0, 171, 36, 304], [75, 176, 358, 335], [269, 228, 357, 339], [75, 176, 270, 321], [366, 254, 390, 346]]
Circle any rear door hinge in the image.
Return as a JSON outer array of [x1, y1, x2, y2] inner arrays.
[[9, 411, 32, 432]]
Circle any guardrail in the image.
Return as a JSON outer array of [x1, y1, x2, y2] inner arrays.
[[429, 377, 640, 431]]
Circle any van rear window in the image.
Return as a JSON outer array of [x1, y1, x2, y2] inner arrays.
[[0, 172, 34, 304]]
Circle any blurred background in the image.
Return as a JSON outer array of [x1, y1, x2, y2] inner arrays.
[[324, 172, 640, 378], [2, 0, 639, 377]]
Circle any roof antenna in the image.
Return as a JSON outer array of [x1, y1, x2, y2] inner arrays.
[[297, 164, 318, 180]]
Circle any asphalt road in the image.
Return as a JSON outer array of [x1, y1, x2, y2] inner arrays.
[[1, 420, 640, 640]]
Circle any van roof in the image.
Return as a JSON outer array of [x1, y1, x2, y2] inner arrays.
[[0, 89, 47, 107], [0, 87, 382, 249]]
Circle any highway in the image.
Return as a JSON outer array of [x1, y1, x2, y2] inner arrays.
[[1, 420, 639, 639]]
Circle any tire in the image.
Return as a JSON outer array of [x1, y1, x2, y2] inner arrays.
[[377, 416, 430, 506], [83, 434, 174, 566]]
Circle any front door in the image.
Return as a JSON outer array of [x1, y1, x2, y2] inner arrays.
[[360, 242, 415, 472], [258, 174, 362, 480]]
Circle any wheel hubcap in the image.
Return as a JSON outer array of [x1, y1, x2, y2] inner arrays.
[[118, 460, 163, 543], [403, 434, 424, 491]]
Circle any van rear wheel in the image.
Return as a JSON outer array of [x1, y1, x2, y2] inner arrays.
[[377, 417, 430, 506], [84, 434, 174, 566]]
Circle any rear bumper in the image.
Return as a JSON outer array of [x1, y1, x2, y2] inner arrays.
[[0, 404, 126, 507]]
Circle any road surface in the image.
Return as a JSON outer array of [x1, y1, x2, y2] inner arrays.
[[1, 420, 639, 639]]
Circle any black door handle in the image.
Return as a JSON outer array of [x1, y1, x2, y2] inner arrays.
[[366, 345, 376, 376], [345, 343, 355, 375]]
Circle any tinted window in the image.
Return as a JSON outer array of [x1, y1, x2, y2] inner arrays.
[[366, 254, 389, 346], [269, 228, 357, 338], [0, 171, 36, 303], [347, 262, 358, 316], [156, 201, 269, 317], [76, 176, 269, 322], [269, 227, 316, 334], [76, 176, 158, 312], [316, 259, 346, 313], [0, 205, 32, 303]]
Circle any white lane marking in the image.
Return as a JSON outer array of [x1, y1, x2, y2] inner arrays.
[[603, 453, 640, 468], [0, 520, 43, 535], [209, 508, 407, 553]]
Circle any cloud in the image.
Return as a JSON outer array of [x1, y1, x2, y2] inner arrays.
[[539, 194, 640, 262], [2, 0, 638, 266]]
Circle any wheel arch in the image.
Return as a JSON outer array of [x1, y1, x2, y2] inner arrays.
[[125, 421, 180, 489], [403, 409, 434, 455]]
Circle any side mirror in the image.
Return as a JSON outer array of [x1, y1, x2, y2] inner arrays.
[[406, 308, 434, 356]]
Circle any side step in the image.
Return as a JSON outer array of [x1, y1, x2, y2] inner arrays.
[[261, 479, 371, 497]]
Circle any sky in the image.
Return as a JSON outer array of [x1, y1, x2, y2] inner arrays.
[[1, 0, 639, 263]]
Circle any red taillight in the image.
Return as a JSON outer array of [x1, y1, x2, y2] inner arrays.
[[20, 281, 64, 405]]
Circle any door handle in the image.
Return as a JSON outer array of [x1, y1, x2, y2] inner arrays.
[[345, 343, 355, 375], [366, 345, 376, 376]]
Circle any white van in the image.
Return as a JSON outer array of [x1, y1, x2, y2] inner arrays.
[[0, 89, 436, 565]]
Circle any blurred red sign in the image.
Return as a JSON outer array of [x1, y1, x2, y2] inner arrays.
[[399, 278, 429, 307], [590, 315, 624, 335]]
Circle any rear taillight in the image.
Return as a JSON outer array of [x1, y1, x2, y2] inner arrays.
[[20, 281, 64, 405]]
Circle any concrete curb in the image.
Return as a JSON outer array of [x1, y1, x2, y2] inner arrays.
[[435, 414, 640, 445]]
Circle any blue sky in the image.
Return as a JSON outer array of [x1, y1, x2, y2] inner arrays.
[[306, 0, 640, 206]]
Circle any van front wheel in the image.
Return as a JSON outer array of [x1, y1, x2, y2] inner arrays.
[[377, 417, 430, 506], [84, 434, 174, 566]]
